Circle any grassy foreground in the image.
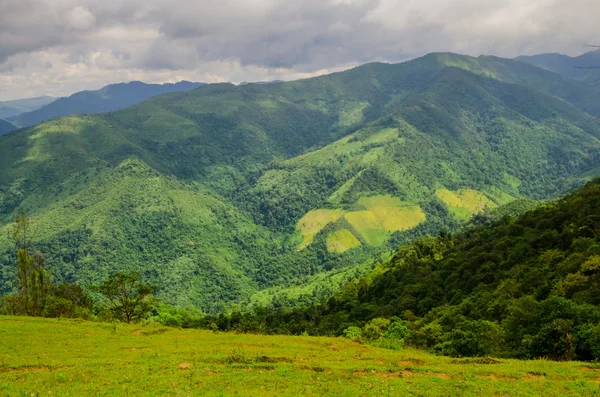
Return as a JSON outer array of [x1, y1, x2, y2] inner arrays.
[[1, 317, 599, 396]]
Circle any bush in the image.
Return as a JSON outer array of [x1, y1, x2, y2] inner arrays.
[[343, 326, 363, 341], [363, 318, 390, 341], [383, 321, 409, 341]]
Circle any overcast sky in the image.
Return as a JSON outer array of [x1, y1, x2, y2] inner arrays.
[[0, 0, 597, 101]]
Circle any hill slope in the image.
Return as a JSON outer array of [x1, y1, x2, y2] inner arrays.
[[0, 96, 55, 119], [2, 316, 597, 396], [0, 53, 599, 312], [0, 119, 16, 136], [516, 50, 600, 81], [253, 179, 600, 360], [8, 81, 204, 128]]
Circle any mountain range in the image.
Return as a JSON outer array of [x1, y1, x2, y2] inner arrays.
[[0, 52, 599, 312], [0, 119, 17, 136], [0, 96, 56, 119], [516, 50, 600, 82], [7, 81, 204, 128]]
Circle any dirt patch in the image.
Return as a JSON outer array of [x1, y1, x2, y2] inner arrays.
[[450, 357, 504, 364], [436, 373, 452, 380], [450, 357, 503, 365], [524, 372, 546, 380], [0, 365, 53, 374], [397, 359, 425, 367], [578, 365, 600, 371], [401, 370, 417, 378], [477, 374, 516, 381], [141, 328, 170, 336], [258, 355, 293, 363], [377, 371, 402, 379], [179, 363, 191, 370]]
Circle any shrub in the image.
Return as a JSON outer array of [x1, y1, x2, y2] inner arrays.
[[343, 326, 363, 341]]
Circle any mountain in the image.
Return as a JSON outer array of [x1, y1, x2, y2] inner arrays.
[[245, 178, 600, 360], [516, 50, 600, 81], [8, 81, 204, 128], [0, 96, 55, 119], [0, 53, 599, 312], [0, 119, 17, 135]]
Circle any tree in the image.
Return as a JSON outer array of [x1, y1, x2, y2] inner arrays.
[[92, 272, 155, 323], [12, 214, 50, 316]]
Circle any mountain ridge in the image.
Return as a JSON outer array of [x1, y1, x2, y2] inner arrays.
[[0, 52, 599, 311], [8, 81, 205, 128]]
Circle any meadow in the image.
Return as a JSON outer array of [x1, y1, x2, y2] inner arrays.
[[1, 316, 600, 396]]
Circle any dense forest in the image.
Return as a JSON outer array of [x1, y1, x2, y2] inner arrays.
[[0, 53, 599, 312], [202, 179, 600, 360]]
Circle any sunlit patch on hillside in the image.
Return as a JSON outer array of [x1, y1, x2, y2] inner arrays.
[[346, 195, 426, 246], [337, 102, 370, 127], [435, 188, 497, 221], [299, 195, 425, 250], [326, 229, 362, 253], [297, 209, 344, 248]]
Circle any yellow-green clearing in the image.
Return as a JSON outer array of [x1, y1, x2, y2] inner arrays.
[[345, 195, 426, 246], [296, 209, 344, 248], [435, 188, 497, 221], [1, 316, 599, 396], [298, 195, 426, 249], [326, 229, 362, 253]]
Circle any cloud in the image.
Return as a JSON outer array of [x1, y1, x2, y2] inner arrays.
[[0, 0, 598, 100], [63, 6, 96, 31]]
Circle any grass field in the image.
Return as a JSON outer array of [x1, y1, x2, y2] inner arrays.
[[326, 229, 362, 253], [345, 196, 426, 246], [1, 317, 600, 396], [435, 189, 497, 221], [298, 195, 426, 250], [297, 209, 345, 248]]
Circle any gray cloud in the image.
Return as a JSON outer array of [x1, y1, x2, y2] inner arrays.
[[0, 0, 598, 100]]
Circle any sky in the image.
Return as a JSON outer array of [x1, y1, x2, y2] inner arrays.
[[0, 0, 598, 101]]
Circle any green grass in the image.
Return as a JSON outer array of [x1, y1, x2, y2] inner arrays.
[[326, 229, 362, 253], [296, 209, 345, 248], [342, 195, 426, 246], [435, 189, 497, 221], [1, 316, 599, 396]]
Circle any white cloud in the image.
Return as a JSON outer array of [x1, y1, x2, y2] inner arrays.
[[0, 0, 598, 100]]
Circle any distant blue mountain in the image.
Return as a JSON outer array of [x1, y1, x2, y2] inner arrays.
[[9, 81, 204, 127], [516, 50, 600, 81], [0, 96, 56, 119], [0, 119, 17, 136]]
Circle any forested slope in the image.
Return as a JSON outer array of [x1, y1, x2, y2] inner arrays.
[[0, 53, 599, 311], [218, 179, 600, 360]]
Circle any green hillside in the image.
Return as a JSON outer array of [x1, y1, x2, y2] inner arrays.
[[3, 316, 599, 397], [0, 53, 600, 312], [237, 179, 600, 360]]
